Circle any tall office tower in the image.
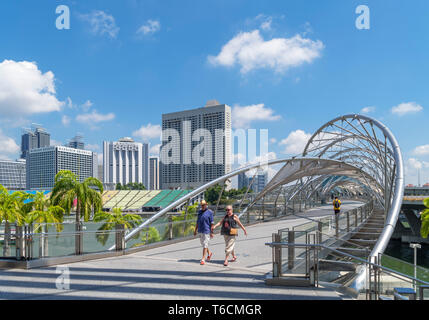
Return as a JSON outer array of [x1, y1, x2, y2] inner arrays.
[[92, 152, 98, 180], [149, 156, 160, 190], [238, 172, 249, 190], [142, 142, 149, 188], [0, 159, 26, 190], [161, 100, 231, 189], [253, 171, 268, 193], [237, 170, 267, 193], [98, 164, 104, 183], [21, 125, 51, 159], [68, 135, 85, 150], [103, 138, 149, 188], [26, 146, 96, 190]]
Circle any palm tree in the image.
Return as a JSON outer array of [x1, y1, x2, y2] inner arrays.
[[26, 191, 65, 257], [50, 170, 103, 254], [162, 203, 198, 240], [93, 207, 142, 246], [0, 185, 32, 256]]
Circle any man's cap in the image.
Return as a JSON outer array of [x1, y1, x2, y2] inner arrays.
[[200, 200, 208, 205]]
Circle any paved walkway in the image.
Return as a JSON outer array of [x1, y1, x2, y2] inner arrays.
[[0, 201, 363, 300]]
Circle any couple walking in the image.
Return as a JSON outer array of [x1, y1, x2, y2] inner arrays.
[[193, 200, 247, 266]]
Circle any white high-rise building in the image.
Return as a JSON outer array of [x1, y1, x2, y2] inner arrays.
[[0, 159, 26, 190], [103, 138, 149, 187], [26, 146, 96, 190], [149, 156, 159, 190], [161, 100, 231, 189]]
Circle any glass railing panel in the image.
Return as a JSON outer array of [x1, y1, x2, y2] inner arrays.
[[35, 232, 76, 258], [0, 232, 16, 258], [82, 230, 117, 254]]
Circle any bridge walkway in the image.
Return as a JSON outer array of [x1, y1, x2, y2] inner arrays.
[[0, 201, 363, 300]]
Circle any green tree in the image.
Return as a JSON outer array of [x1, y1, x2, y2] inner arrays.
[[26, 191, 65, 232], [420, 198, 429, 238], [93, 207, 142, 245], [51, 170, 104, 224], [204, 185, 223, 204], [0, 185, 33, 256], [25, 191, 65, 257], [130, 227, 161, 247], [162, 203, 198, 239]]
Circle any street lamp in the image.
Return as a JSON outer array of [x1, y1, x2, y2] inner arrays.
[[409, 243, 421, 291]]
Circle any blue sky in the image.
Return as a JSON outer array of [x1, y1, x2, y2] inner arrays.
[[0, 0, 428, 185]]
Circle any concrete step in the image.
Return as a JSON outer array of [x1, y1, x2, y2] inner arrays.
[[318, 259, 357, 272], [348, 239, 378, 245], [351, 232, 381, 240]]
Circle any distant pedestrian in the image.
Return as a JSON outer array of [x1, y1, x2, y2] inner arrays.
[[212, 205, 247, 266], [194, 200, 214, 265], [333, 196, 341, 215]]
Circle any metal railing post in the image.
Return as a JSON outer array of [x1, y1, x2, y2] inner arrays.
[[272, 233, 281, 277], [15, 225, 25, 260], [75, 222, 83, 255], [26, 225, 33, 260], [354, 210, 358, 228], [115, 224, 125, 251], [168, 214, 173, 240], [347, 212, 350, 233], [335, 213, 339, 238], [288, 231, 295, 270]]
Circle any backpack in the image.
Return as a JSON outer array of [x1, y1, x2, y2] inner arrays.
[[334, 200, 340, 209]]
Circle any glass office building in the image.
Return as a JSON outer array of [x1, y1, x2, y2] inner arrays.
[[0, 159, 26, 190], [26, 146, 96, 190]]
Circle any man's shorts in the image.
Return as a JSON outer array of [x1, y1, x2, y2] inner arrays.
[[199, 233, 210, 249], [334, 209, 340, 214]]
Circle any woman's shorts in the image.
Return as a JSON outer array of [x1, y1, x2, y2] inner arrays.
[[224, 235, 236, 255]]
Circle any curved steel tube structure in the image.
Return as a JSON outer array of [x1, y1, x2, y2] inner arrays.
[[112, 114, 403, 295], [302, 114, 404, 291]]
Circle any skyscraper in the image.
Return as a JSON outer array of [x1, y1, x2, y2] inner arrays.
[[161, 100, 231, 189], [149, 156, 159, 190], [103, 138, 149, 188], [21, 125, 50, 159], [238, 170, 267, 193], [68, 135, 85, 150], [26, 146, 96, 190], [0, 159, 26, 190]]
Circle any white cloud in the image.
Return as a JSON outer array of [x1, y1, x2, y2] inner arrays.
[[81, 100, 93, 112], [133, 123, 162, 141], [259, 16, 272, 31], [66, 97, 74, 108], [361, 106, 375, 114], [405, 158, 429, 185], [413, 145, 429, 156], [62, 115, 71, 126], [0, 130, 20, 159], [80, 10, 119, 39], [0, 60, 63, 116], [137, 19, 161, 35], [232, 103, 281, 128], [50, 139, 63, 146], [279, 129, 312, 155], [149, 143, 161, 155], [269, 137, 277, 144], [76, 110, 115, 124], [391, 102, 423, 116], [208, 30, 324, 74]]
